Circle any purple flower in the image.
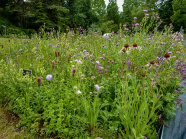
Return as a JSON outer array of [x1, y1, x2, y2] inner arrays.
[[100, 57, 104, 60], [145, 14, 149, 16], [157, 16, 160, 19], [169, 23, 173, 27], [94, 85, 100, 91], [123, 24, 126, 27], [19, 49, 23, 52], [144, 136, 147, 139], [116, 43, 119, 46], [46, 74, 53, 81], [156, 56, 161, 60], [168, 52, 172, 54], [177, 98, 182, 104], [143, 9, 148, 12], [90, 54, 93, 58], [134, 17, 137, 20], [135, 23, 140, 26], [161, 42, 166, 45], [37, 77, 41, 86], [96, 61, 100, 64], [176, 51, 180, 53], [95, 137, 103, 139], [72, 68, 76, 76], [151, 82, 154, 86], [91, 76, 95, 79], [125, 28, 129, 31], [158, 114, 162, 119]]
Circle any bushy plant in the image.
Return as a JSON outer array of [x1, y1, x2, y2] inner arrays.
[[0, 14, 185, 138]]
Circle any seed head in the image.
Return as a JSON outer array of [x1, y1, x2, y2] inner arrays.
[[133, 43, 138, 47], [124, 44, 129, 48], [164, 53, 170, 58], [37, 77, 41, 86]]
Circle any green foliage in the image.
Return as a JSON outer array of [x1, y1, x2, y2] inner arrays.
[[0, 19, 185, 138], [171, 0, 186, 31]]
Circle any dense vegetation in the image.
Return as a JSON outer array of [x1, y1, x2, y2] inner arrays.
[[0, 0, 185, 35], [0, 15, 185, 138]]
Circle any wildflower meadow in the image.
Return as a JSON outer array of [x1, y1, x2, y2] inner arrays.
[[0, 15, 185, 138]]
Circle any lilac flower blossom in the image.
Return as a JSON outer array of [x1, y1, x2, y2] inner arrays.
[[96, 61, 100, 64], [46, 74, 53, 81], [94, 85, 100, 91], [143, 9, 148, 12], [135, 23, 140, 26], [134, 17, 137, 20]]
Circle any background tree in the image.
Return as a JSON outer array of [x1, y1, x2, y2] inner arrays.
[[171, 0, 186, 31]]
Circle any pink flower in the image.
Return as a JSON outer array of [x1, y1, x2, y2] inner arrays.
[[135, 23, 139, 26], [158, 114, 162, 119], [143, 10, 148, 12], [37, 77, 41, 86], [134, 17, 137, 20], [72, 68, 76, 76], [177, 98, 182, 104]]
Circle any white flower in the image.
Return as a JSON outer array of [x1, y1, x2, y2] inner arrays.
[[76, 90, 82, 95], [46, 74, 53, 81]]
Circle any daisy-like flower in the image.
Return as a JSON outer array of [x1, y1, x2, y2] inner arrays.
[[164, 53, 170, 59], [124, 44, 129, 48], [76, 90, 82, 95], [121, 48, 127, 53], [46, 74, 53, 81], [150, 61, 155, 65], [133, 43, 138, 47]]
